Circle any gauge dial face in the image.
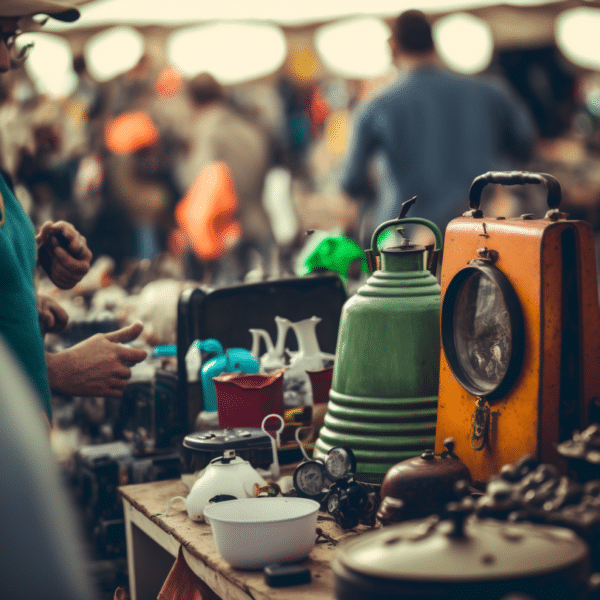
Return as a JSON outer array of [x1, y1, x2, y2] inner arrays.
[[442, 261, 523, 400], [325, 447, 356, 482], [327, 492, 340, 514], [293, 460, 325, 498]]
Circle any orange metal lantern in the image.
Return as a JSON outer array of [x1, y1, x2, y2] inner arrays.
[[435, 171, 600, 485]]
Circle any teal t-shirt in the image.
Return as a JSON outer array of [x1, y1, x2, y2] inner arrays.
[[0, 175, 51, 419]]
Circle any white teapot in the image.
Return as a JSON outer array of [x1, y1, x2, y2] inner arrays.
[[167, 449, 267, 522]]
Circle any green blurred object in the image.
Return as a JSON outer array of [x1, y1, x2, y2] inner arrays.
[[302, 234, 368, 279], [314, 216, 443, 485]]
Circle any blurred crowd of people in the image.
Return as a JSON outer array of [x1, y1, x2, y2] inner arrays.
[[3, 9, 600, 291], [0, 44, 373, 287]]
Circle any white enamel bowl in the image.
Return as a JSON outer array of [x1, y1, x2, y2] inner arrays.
[[203, 497, 320, 570]]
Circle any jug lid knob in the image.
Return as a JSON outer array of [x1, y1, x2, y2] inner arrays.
[[382, 242, 426, 254], [211, 449, 237, 464]]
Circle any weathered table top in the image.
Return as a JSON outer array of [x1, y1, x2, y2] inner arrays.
[[119, 478, 379, 600]]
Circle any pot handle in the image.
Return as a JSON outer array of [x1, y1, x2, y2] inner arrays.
[[370, 217, 444, 258], [468, 171, 562, 215]]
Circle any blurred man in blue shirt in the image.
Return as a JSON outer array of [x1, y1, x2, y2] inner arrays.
[[341, 10, 537, 242]]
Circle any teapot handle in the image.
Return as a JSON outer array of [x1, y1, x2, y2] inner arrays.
[[166, 496, 187, 516], [248, 328, 274, 355], [370, 217, 444, 258]]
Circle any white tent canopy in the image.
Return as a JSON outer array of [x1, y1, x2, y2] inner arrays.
[[23, 0, 600, 96], [44, 0, 573, 30]]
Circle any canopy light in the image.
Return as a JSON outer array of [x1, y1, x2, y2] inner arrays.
[[18, 33, 76, 98], [166, 22, 287, 85], [43, 0, 507, 29], [84, 26, 145, 82], [315, 17, 392, 79], [556, 8, 600, 71], [433, 12, 493, 74]]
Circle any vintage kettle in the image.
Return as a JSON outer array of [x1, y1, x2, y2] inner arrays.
[[377, 438, 473, 524], [166, 449, 267, 521], [314, 201, 443, 485]]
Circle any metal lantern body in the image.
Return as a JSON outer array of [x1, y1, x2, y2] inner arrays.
[[315, 217, 443, 485], [435, 172, 600, 485]]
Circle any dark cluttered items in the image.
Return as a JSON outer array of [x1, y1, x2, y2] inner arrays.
[[176, 275, 347, 431], [330, 424, 600, 600], [293, 445, 380, 529], [74, 441, 181, 558], [557, 423, 600, 483]]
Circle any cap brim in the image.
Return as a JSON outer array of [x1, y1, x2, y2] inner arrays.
[[44, 8, 80, 22], [0, 1, 80, 22]]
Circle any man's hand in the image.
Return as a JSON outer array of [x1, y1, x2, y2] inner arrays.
[[46, 321, 148, 398], [37, 294, 69, 336], [36, 221, 92, 289]]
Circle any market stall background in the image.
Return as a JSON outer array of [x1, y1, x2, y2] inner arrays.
[[4, 1, 600, 598], [10, 0, 600, 255]]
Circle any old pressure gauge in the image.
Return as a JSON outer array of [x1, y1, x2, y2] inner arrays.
[[294, 446, 358, 500], [324, 447, 357, 481], [441, 259, 524, 401], [293, 459, 326, 499]]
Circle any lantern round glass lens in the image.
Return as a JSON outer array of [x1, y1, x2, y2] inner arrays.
[[453, 270, 512, 393]]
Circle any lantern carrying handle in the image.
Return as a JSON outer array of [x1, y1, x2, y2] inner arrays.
[[370, 217, 444, 258], [468, 171, 562, 214]]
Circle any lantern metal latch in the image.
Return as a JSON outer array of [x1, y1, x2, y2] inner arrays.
[[545, 208, 568, 221], [476, 247, 499, 263], [471, 397, 490, 451]]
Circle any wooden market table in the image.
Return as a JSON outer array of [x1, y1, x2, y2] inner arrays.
[[119, 478, 377, 600]]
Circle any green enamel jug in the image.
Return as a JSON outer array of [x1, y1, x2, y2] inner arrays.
[[314, 215, 443, 485]]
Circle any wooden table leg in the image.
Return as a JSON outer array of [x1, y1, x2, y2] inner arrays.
[[123, 499, 178, 600]]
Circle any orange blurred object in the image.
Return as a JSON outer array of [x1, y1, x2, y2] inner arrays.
[[289, 47, 320, 84], [174, 161, 241, 261], [309, 89, 330, 129], [155, 65, 183, 99], [325, 111, 350, 157], [167, 227, 189, 262], [104, 111, 158, 154]]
